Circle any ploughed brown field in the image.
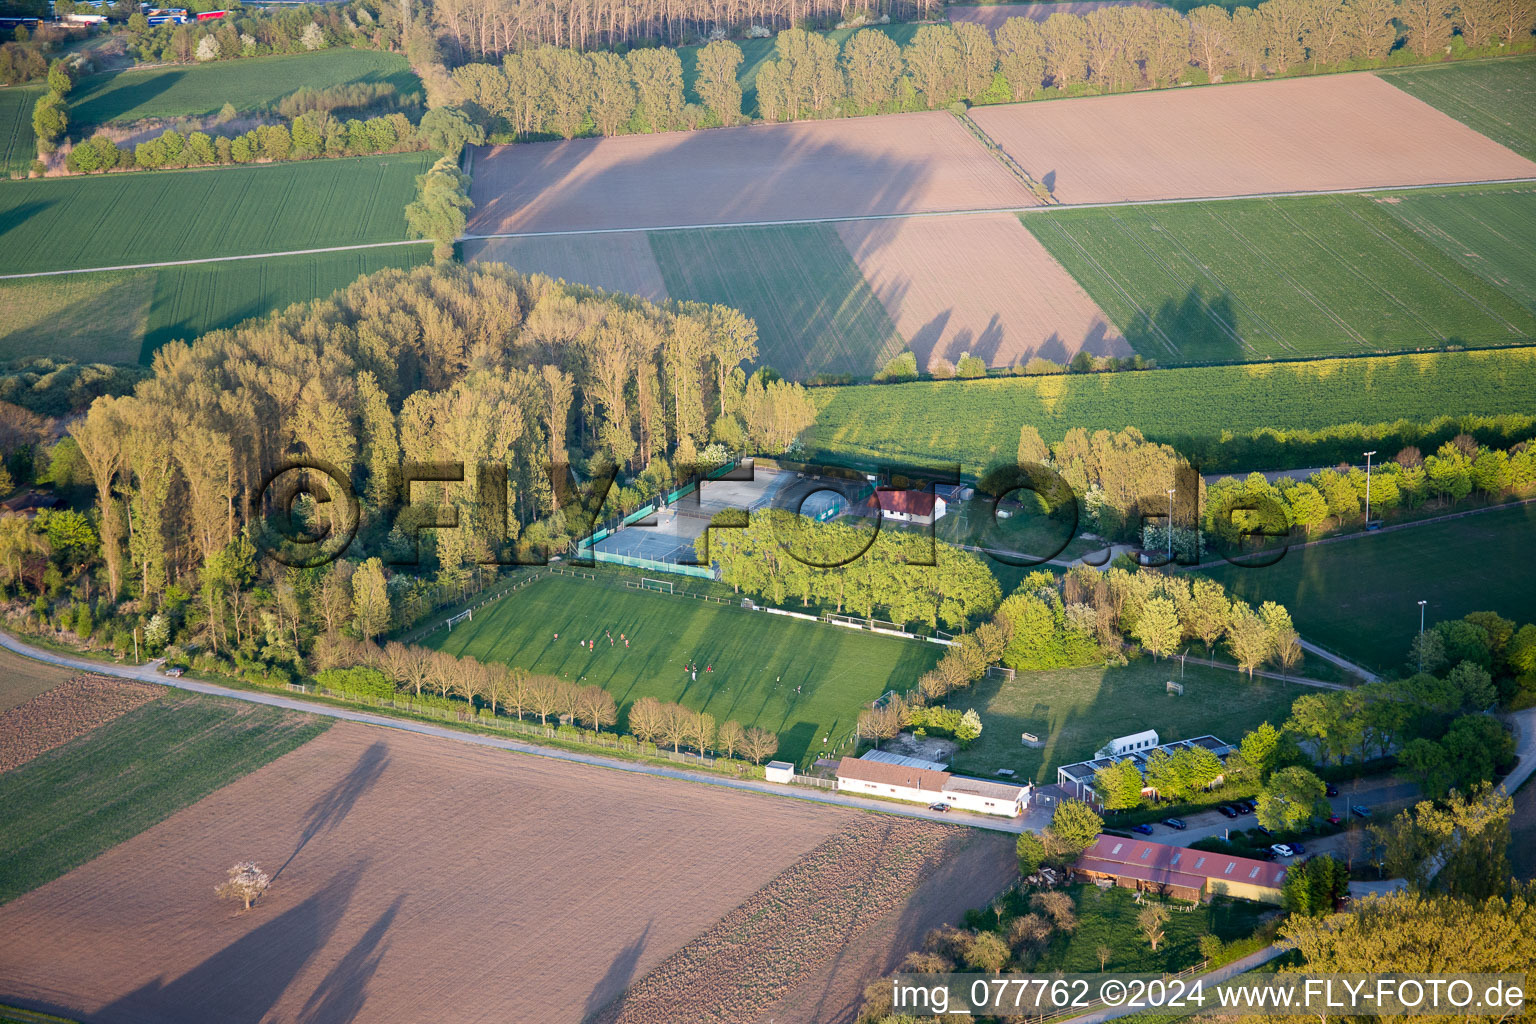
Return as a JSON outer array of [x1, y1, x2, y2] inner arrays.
[[0, 724, 1002, 1024], [946, 0, 1165, 30], [0, 676, 164, 772], [970, 74, 1536, 205], [463, 233, 669, 301], [835, 213, 1129, 368], [466, 112, 1037, 235]]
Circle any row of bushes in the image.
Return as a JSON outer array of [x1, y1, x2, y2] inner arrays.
[[61, 110, 422, 174]]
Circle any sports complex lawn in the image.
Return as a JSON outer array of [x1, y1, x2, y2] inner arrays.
[[426, 572, 943, 765], [1378, 184, 1536, 313], [67, 48, 421, 132], [0, 692, 328, 904], [1378, 55, 1536, 161], [0, 153, 430, 275], [0, 84, 41, 177], [945, 659, 1305, 783], [1199, 501, 1536, 674], [804, 346, 1536, 473], [649, 223, 905, 378], [1023, 192, 1536, 365]]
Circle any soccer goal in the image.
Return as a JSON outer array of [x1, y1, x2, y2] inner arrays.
[[985, 665, 1016, 681], [640, 577, 675, 594], [446, 609, 473, 631]]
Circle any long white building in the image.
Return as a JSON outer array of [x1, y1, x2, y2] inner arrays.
[[835, 756, 1030, 817]]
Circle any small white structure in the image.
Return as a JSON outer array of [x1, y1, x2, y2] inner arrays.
[[764, 760, 795, 784], [836, 757, 1030, 817], [1096, 729, 1159, 759]]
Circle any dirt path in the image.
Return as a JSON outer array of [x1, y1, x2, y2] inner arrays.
[[0, 239, 433, 281]]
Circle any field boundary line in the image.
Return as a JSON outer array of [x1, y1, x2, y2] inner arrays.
[[0, 628, 1031, 836], [459, 177, 1536, 242], [0, 239, 434, 281]]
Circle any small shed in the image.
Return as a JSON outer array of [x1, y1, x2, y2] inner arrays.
[[764, 760, 795, 784]]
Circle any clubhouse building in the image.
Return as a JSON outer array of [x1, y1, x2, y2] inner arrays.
[[1073, 834, 1288, 904], [835, 754, 1030, 817]]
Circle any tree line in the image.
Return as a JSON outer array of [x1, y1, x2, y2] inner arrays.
[[313, 640, 782, 761], [697, 507, 1002, 630], [437, 0, 1535, 142]]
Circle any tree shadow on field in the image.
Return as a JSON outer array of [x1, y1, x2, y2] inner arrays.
[[96, 861, 368, 1024], [69, 69, 182, 139], [1125, 284, 1243, 365], [297, 894, 406, 1024], [272, 740, 390, 883], [582, 919, 653, 1023], [0, 201, 53, 247]]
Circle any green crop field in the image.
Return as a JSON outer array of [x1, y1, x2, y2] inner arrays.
[[1377, 184, 1536, 313], [649, 223, 904, 379], [1023, 193, 1536, 365], [1198, 501, 1536, 674], [1379, 56, 1536, 161], [0, 246, 429, 364], [0, 646, 78, 713], [945, 659, 1305, 782], [0, 153, 430, 275], [142, 245, 431, 359], [1, 84, 42, 177], [426, 572, 943, 765], [0, 692, 328, 903], [68, 49, 421, 132], [803, 346, 1536, 473]]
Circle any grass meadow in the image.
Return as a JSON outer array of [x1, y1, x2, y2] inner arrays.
[[944, 658, 1305, 783], [1378, 184, 1536, 313], [804, 346, 1536, 473], [649, 223, 905, 378], [1199, 501, 1536, 674], [0, 270, 154, 363], [1025, 885, 1272, 973], [425, 572, 943, 765], [67, 49, 421, 133], [0, 153, 430, 275], [1378, 55, 1536, 160], [1023, 193, 1536, 365], [0, 84, 41, 177], [0, 692, 328, 903]]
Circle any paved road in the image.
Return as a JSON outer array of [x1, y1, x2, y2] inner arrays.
[[1296, 638, 1380, 682], [0, 629, 1035, 836]]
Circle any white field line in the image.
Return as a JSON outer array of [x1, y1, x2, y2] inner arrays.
[[459, 176, 1536, 240], [0, 238, 434, 281]]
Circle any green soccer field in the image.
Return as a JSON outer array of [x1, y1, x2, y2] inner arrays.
[[1377, 184, 1536, 313], [425, 573, 944, 765], [1378, 55, 1536, 161], [1022, 193, 1536, 365], [0, 153, 431, 276], [803, 346, 1536, 474], [67, 49, 421, 134], [649, 223, 905, 379], [0, 692, 328, 904], [945, 658, 1307, 783], [0, 84, 42, 177], [1199, 502, 1536, 674]]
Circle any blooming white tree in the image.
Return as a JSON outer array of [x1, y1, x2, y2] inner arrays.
[[301, 22, 325, 50], [215, 862, 270, 911], [195, 35, 219, 61]]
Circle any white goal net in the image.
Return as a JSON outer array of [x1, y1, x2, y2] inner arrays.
[[446, 609, 473, 630], [640, 577, 675, 594]]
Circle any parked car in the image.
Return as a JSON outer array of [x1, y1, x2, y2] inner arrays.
[[1325, 783, 1339, 797], [929, 803, 950, 812], [1327, 815, 1342, 826], [1352, 805, 1372, 818], [1289, 842, 1306, 855], [1132, 823, 1155, 835], [1239, 799, 1257, 814], [1270, 843, 1295, 857], [1256, 824, 1272, 836], [1164, 818, 1188, 831], [163, 666, 185, 677], [1218, 804, 1240, 818]]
